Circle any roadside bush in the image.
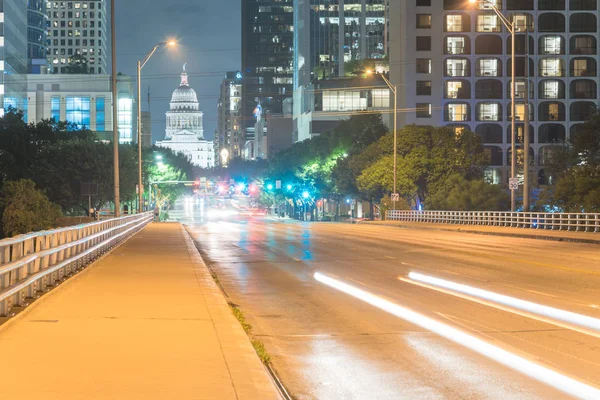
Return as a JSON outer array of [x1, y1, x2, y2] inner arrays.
[[427, 175, 509, 211], [0, 180, 62, 237]]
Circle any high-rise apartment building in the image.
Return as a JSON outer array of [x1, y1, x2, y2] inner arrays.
[[390, 0, 600, 185], [46, 0, 107, 74], [241, 0, 294, 132], [216, 72, 243, 161], [0, 0, 28, 116], [28, 0, 49, 73]]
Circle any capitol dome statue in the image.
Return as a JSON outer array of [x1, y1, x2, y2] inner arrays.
[[156, 64, 214, 169], [165, 63, 204, 140]]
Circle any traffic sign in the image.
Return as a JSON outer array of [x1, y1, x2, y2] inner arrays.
[[391, 193, 400, 202], [509, 178, 519, 191], [275, 180, 282, 189]]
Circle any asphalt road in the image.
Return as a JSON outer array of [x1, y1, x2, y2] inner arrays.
[[185, 216, 600, 400]]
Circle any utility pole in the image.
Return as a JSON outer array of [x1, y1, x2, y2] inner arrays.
[[523, 27, 531, 212], [111, 0, 120, 217]]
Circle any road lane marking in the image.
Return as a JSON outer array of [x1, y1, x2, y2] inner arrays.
[[314, 272, 600, 400], [526, 289, 558, 298], [292, 257, 301, 262], [401, 272, 600, 340], [385, 255, 395, 259]]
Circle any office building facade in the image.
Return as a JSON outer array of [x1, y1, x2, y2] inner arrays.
[[389, 0, 600, 184], [216, 71, 243, 161], [25, 74, 135, 144], [0, 0, 28, 117], [293, 0, 387, 142], [241, 0, 294, 132], [46, 0, 107, 74]]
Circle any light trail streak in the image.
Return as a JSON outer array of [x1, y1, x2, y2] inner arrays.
[[404, 272, 600, 339], [314, 272, 600, 400]]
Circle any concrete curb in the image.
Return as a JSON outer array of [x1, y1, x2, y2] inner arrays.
[[181, 225, 284, 400], [361, 221, 600, 245]]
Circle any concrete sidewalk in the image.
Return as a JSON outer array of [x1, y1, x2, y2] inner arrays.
[[0, 223, 280, 400], [362, 220, 600, 244]]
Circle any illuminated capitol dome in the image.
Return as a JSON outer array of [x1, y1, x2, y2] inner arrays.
[[156, 64, 214, 169]]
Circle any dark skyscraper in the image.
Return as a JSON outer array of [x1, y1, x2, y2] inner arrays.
[[241, 0, 294, 132], [27, 0, 48, 73]]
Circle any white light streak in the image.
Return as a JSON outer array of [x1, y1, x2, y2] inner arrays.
[[406, 272, 600, 336], [314, 272, 600, 400]]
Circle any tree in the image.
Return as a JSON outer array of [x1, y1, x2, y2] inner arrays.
[[545, 165, 600, 212], [349, 125, 487, 208], [0, 180, 62, 237], [427, 175, 509, 211], [569, 112, 600, 166], [0, 110, 92, 185], [64, 54, 90, 74], [269, 114, 388, 198], [33, 141, 138, 213], [542, 113, 600, 211], [145, 146, 196, 205]]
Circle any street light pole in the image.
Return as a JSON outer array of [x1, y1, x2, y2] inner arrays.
[[470, 0, 516, 212], [137, 41, 176, 213], [111, 0, 120, 217], [523, 28, 531, 212], [377, 73, 397, 209]]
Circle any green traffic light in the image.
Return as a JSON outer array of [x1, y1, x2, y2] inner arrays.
[[267, 184, 273, 190], [287, 184, 292, 190]]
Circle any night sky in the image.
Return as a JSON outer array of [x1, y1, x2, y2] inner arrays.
[[115, 0, 240, 143]]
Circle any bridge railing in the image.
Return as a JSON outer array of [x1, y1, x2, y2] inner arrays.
[[386, 210, 600, 232], [0, 212, 153, 317]]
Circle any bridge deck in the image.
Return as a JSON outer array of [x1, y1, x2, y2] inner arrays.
[[0, 223, 279, 400]]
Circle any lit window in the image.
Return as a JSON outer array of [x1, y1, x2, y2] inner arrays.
[[51, 97, 60, 121], [445, 58, 469, 77], [540, 57, 564, 77], [540, 36, 563, 55], [477, 14, 501, 32], [446, 15, 463, 32], [66, 96, 91, 129], [446, 103, 469, 121], [477, 58, 500, 76], [96, 97, 105, 131], [477, 102, 500, 121], [445, 36, 466, 54]]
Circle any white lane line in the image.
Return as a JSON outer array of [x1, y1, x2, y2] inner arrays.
[[526, 289, 558, 299], [314, 272, 600, 400], [402, 272, 600, 340], [591, 305, 599, 309], [385, 255, 395, 259]]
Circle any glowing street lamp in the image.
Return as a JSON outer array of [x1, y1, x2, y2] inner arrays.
[[137, 39, 177, 212]]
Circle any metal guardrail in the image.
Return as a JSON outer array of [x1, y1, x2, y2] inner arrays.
[[0, 212, 153, 317], [386, 210, 600, 232]]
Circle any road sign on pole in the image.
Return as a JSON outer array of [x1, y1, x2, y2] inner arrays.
[[391, 193, 400, 202], [509, 178, 519, 191], [275, 180, 282, 189]]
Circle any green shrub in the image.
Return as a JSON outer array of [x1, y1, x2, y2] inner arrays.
[[0, 180, 62, 237]]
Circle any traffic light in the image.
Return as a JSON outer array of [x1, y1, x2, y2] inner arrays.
[[286, 184, 293, 191], [267, 184, 273, 191]]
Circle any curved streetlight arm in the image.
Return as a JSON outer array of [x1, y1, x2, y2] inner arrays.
[[140, 42, 166, 70], [479, 0, 513, 32], [377, 72, 397, 94]]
